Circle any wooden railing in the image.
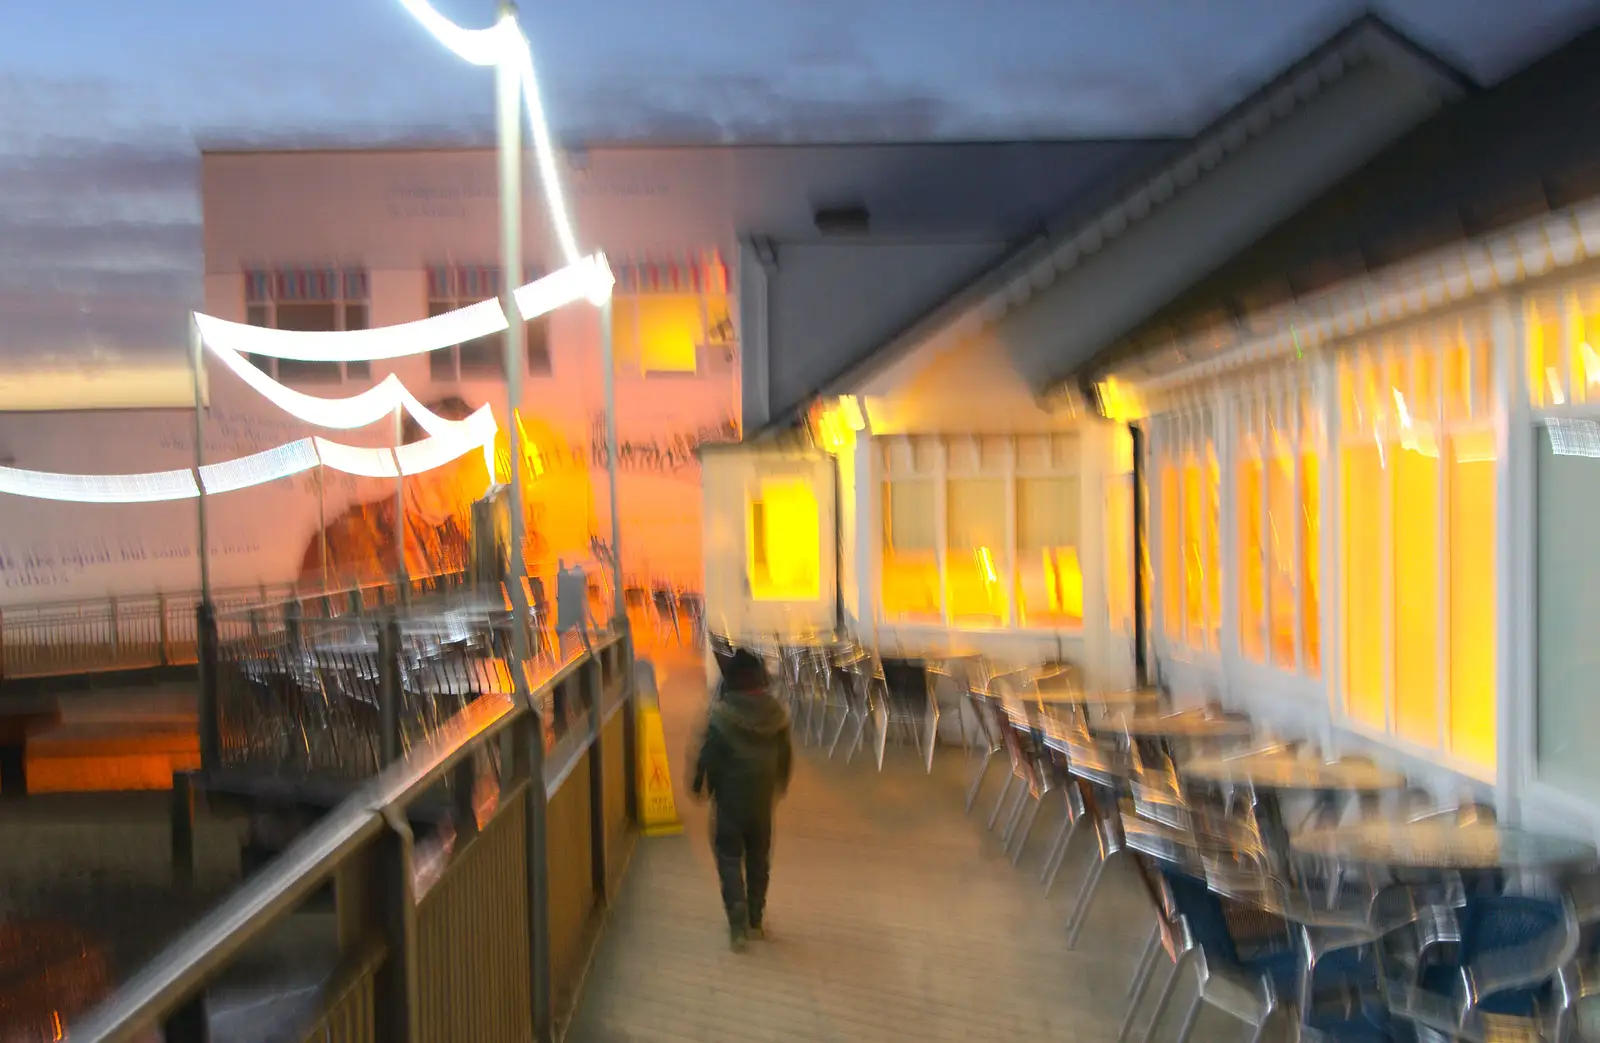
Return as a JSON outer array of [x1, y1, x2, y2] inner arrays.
[[66, 627, 637, 1043]]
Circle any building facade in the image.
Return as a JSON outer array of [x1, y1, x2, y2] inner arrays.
[[711, 14, 1600, 831], [0, 141, 1112, 605]]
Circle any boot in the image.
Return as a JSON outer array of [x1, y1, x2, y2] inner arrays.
[[727, 902, 749, 952], [747, 906, 765, 940]]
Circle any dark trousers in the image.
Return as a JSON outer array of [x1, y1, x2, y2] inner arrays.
[[712, 807, 772, 926]]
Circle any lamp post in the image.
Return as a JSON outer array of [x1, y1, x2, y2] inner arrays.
[[496, 0, 531, 671]]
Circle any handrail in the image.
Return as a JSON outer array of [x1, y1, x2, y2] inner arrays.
[[67, 629, 624, 1043]]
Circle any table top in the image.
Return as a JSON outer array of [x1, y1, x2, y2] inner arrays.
[[1180, 750, 1408, 793], [1291, 819, 1600, 870], [1034, 687, 1163, 708], [1088, 710, 1254, 740]]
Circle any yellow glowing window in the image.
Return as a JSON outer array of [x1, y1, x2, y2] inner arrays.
[[1448, 430, 1497, 768], [1203, 447, 1221, 648], [1301, 451, 1321, 676], [1527, 299, 1565, 407], [1392, 442, 1441, 746], [882, 480, 940, 622], [612, 293, 710, 375], [947, 478, 1007, 626], [1018, 475, 1081, 628], [1343, 444, 1385, 729], [1267, 439, 1297, 668], [1160, 465, 1181, 640], [1181, 458, 1203, 646], [747, 478, 821, 601], [1238, 446, 1266, 662]]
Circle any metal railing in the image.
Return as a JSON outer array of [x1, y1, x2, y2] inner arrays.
[[0, 551, 613, 684], [68, 626, 637, 1043]]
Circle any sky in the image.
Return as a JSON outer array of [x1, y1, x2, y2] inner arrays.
[[1, 0, 1596, 362]]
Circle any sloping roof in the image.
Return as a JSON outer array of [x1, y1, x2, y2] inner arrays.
[[1092, 17, 1600, 385], [754, 13, 1471, 433]]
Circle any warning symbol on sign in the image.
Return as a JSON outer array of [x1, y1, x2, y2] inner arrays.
[[636, 683, 682, 837]]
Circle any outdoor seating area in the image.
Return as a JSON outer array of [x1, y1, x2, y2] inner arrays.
[[713, 633, 1600, 1042]]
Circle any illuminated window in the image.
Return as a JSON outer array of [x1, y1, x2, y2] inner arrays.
[[244, 267, 371, 383], [1267, 433, 1296, 668], [878, 433, 1079, 631], [1154, 412, 1219, 654], [610, 254, 735, 377], [1017, 476, 1080, 627], [1338, 319, 1498, 769], [1160, 464, 1181, 639], [948, 478, 1007, 626], [1106, 432, 1134, 636], [1301, 447, 1321, 675], [1237, 432, 1266, 662], [1343, 441, 1386, 728], [747, 477, 821, 601], [882, 479, 940, 622]]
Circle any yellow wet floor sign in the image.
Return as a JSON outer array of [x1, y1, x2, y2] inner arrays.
[[634, 661, 682, 836]]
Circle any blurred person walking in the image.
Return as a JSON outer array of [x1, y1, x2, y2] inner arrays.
[[690, 647, 793, 952]]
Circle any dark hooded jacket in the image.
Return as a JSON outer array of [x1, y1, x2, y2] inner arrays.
[[691, 679, 793, 822]]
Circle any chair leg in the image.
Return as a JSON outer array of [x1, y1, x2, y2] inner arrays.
[[923, 709, 939, 773], [964, 749, 994, 812], [1171, 994, 1203, 1043], [1000, 785, 1031, 847], [987, 774, 1015, 831], [1008, 794, 1043, 865], [1117, 922, 1163, 1043], [1140, 950, 1192, 1043], [1065, 849, 1109, 949], [1040, 806, 1081, 892]]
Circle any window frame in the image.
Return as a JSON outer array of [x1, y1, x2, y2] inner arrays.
[[425, 263, 552, 382], [1334, 311, 1498, 769], [875, 432, 1083, 632], [243, 267, 371, 384]]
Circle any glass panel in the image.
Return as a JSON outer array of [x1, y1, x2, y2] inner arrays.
[[947, 478, 1006, 626], [1267, 435, 1296, 668], [1182, 458, 1203, 647], [1160, 465, 1181, 640], [526, 318, 551, 375], [1018, 476, 1081, 628], [1301, 451, 1321, 676], [1393, 443, 1441, 746], [458, 334, 506, 377], [1537, 424, 1600, 794], [274, 300, 342, 384], [1449, 430, 1497, 769], [1238, 441, 1265, 661], [747, 478, 821, 602], [1528, 299, 1565, 407], [881, 480, 939, 622], [1204, 445, 1221, 648], [636, 294, 702, 374], [1343, 444, 1385, 728]]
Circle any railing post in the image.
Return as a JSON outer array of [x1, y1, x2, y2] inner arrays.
[[284, 597, 303, 649], [512, 708, 553, 1043], [157, 593, 170, 666], [196, 601, 220, 777], [586, 655, 607, 906], [378, 617, 403, 767], [161, 993, 210, 1043], [108, 596, 121, 665], [171, 769, 195, 890], [341, 809, 418, 1043], [622, 633, 639, 826]]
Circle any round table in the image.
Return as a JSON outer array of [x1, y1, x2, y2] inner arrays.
[[1087, 711, 1254, 741], [1034, 686, 1162, 709], [1291, 820, 1599, 871], [1179, 750, 1408, 794]]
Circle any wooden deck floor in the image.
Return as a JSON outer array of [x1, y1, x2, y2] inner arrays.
[[566, 659, 1238, 1043]]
